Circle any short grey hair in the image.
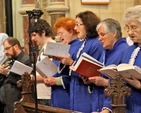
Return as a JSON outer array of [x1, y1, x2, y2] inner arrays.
[[96, 18, 122, 39], [122, 5, 141, 24]]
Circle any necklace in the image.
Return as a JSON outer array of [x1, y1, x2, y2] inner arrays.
[[129, 47, 140, 65]]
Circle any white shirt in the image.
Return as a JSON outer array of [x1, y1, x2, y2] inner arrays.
[[36, 40, 56, 99]]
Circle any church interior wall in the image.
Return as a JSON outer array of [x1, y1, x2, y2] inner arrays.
[[2, 0, 139, 44]]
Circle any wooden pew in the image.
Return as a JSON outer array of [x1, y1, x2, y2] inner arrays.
[[14, 72, 131, 113], [104, 75, 131, 113], [14, 72, 81, 113]]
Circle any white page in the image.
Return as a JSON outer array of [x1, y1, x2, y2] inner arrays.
[[44, 42, 70, 56], [10, 60, 33, 75], [36, 57, 58, 77]]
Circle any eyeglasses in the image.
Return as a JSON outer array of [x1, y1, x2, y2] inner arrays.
[[124, 25, 138, 32], [4, 45, 14, 51], [75, 23, 84, 27], [57, 32, 64, 36]]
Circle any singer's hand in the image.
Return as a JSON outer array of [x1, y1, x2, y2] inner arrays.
[[48, 55, 62, 60], [30, 74, 44, 82], [92, 109, 110, 113], [30, 74, 34, 81], [81, 76, 91, 84], [123, 75, 141, 89], [92, 112, 101, 113], [0, 66, 9, 75], [44, 77, 57, 86], [60, 54, 74, 65], [89, 76, 108, 87]]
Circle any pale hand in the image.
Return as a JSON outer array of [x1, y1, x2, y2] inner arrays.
[[60, 54, 73, 65], [92, 109, 110, 113], [43, 77, 57, 86], [124, 75, 141, 89], [89, 76, 108, 87], [0, 66, 9, 75], [48, 55, 62, 61]]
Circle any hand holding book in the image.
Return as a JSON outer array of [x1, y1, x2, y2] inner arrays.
[[36, 57, 58, 78], [124, 75, 141, 89], [49, 54, 74, 66], [47, 55, 62, 61], [43, 77, 57, 86], [10, 60, 33, 75], [88, 76, 109, 87], [81, 76, 91, 84], [71, 52, 103, 77], [99, 63, 141, 79]]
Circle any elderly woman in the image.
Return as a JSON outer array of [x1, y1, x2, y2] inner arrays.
[[87, 18, 129, 113], [43, 17, 82, 109], [122, 5, 141, 113]]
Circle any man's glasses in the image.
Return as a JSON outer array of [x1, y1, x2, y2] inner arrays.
[[4, 45, 14, 51], [124, 25, 138, 32]]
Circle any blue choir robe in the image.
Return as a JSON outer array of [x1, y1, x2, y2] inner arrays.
[[70, 37, 104, 113], [121, 43, 141, 113], [92, 38, 129, 112], [51, 38, 82, 109]]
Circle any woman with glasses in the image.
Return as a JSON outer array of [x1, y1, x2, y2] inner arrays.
[[87, 18, 129, 113], [67, 11, 103, 113], [43, 17, 82, 109], [122, 5, 141, 113]]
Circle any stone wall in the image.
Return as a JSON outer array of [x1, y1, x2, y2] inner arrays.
[[0, 0, 140, 48]]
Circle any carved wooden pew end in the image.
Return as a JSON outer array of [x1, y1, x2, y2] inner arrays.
[[104, 75, 131, 113], [14, 72, 82, 113]]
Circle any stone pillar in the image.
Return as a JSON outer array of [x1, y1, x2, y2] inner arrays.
[[46, 0, 69, 28], [18, 0, 35, 54], [0, 0, 6, 32]]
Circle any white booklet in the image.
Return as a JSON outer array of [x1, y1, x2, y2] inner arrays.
[[36, 57, 58, 77], [44, 42, 70, 56], [10, 60, 33, 75], [99, 63, 141, 79]]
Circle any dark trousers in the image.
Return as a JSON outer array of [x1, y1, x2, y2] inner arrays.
[[0, 102, 5, 113], [0, 83, 21, 113]]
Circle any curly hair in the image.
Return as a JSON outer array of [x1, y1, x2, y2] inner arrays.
[[76, 11, 100, 38], [53, 17, 77, 35], [122, 5, 141, 24], [28, 19, 53, 37]]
